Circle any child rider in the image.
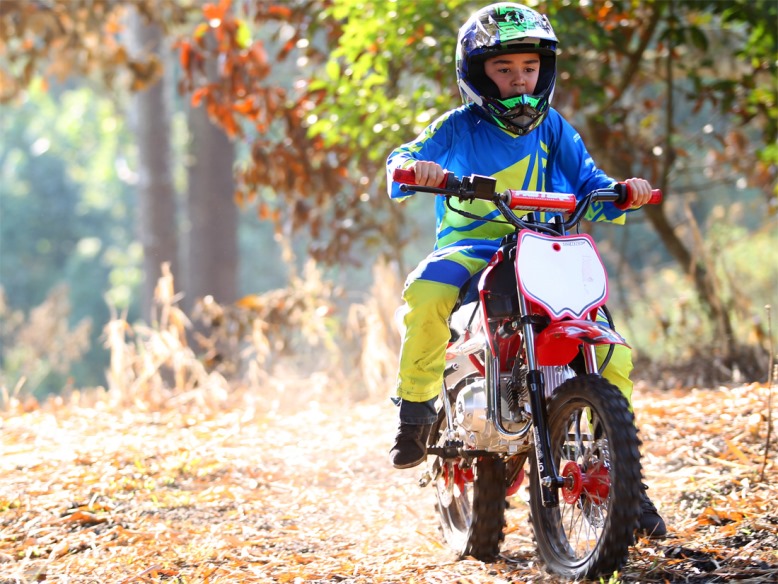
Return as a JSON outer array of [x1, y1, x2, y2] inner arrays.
[[385, 2, 666, 538]]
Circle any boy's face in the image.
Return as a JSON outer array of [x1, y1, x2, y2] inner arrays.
[[483, 53, 540, 99]]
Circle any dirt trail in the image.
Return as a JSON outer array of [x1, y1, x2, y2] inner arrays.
[[0, 383, 776, 583]]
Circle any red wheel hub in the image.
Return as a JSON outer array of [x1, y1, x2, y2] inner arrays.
[[444, 462, 474, 492], [506, 468, 525, 497], [561, 460, 610, 505]]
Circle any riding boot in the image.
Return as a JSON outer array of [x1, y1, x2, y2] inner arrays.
[[637, 484, 667, 538], [390, 423, 433, 469]]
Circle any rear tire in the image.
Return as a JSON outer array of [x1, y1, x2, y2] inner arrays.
[[430, 412, 507, 560], [528, 374, 642, 579]]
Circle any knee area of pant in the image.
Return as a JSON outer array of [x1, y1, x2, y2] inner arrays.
[[402, 279, 460, 310]]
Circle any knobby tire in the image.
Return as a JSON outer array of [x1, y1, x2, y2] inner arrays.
[[431, 412, 507, 561], [528, 374, 642, 579]]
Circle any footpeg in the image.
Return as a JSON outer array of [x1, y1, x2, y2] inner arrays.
[[418, 469, 434, 487]]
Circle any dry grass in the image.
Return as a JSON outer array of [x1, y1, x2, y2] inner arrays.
[[0, 285, 91, 403]]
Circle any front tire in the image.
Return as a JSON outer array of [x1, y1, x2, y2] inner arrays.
[[528, 374, 642, 579]]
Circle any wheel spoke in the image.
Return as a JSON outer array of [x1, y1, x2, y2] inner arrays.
[[553, 402, 613, 558]]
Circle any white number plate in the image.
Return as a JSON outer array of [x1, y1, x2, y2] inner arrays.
[[515, 230, 608, 320]]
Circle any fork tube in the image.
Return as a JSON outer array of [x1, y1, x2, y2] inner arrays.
[[582, 344, 598, 374], [518, 295, 563, 506]]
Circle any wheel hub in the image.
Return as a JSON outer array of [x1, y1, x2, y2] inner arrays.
[[561, 460, 610, 505]]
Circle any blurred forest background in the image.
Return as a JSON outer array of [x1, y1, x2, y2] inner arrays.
[[0, 0, 776, 402]]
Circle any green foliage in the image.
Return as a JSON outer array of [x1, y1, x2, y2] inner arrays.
[[0, 83, 140, 387], [306, 0, 480, 162], [304, 0, 776, 199]]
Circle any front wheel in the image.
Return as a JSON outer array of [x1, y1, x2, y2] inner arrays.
[[529, 374, 642, 579], [430, 413, 506, 560]]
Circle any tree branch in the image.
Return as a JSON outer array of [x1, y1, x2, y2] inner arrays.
[[602, 1, 664, 112]]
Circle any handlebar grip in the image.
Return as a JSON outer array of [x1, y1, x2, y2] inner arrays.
[[392, 167, 451, 189], [392, 168, 418, 185], [614, 182, 663, 210]]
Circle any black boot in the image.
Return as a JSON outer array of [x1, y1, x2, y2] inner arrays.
[[389, 423, 432, 469], [638, 484, 667, 538]]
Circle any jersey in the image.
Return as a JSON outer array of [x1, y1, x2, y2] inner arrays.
[[386, 103, 627, 250]]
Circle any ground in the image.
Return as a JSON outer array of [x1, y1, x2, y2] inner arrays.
[[0, 381, 776, 583]]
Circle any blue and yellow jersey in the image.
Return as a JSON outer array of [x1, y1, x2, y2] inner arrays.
[[386, 104, 627, 250]]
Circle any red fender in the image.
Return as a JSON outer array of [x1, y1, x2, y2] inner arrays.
[[535, 319, 628, 366]]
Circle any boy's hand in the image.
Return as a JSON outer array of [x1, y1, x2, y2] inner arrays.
[[623, 178, 653, 208], [410, 161, 446, 187]]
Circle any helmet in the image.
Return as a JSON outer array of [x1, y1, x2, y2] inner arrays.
[[456, 3, 558, 135]]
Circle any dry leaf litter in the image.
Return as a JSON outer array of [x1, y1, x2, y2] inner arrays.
[[0, 381, 776, 583]]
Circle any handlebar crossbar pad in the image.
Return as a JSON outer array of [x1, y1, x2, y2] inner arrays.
[[507, 190, 576, 212]]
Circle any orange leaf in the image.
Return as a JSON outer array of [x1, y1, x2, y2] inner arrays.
[[697, 506, 744, 526], [191, 87, 208, 108], [63, 510, 107, 525], [267, 5, 293, 19], [105, 19, 122, 35], [251, 41, 268, 67], [235, 294, 266, 310], [724, 438, 752, 465], [203, 3, 224, 22], [279, 38, 296, 60], [222, 111, 239, 137], [258, 203, 272, 220], [179, 41, 191, 71]]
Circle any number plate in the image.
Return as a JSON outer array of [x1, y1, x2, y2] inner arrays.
[[515, 230, 608, 320]]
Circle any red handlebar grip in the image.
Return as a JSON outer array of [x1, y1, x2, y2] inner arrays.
[[648, 189, 663, 205], [615, 183, 663, 209], [392, 167, 450, 189], [392, 167, 417, 185]]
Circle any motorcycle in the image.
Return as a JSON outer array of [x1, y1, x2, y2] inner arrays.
[[393, 168, 662, 579]]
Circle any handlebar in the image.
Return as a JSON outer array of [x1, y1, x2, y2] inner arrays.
[[392, 167, 662, 232]]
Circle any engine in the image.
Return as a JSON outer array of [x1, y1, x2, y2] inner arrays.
[[454, 376, 529, 452], [452, 366, 576, 452]]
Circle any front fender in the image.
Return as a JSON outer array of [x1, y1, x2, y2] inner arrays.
[[535, 319, 628, 366]]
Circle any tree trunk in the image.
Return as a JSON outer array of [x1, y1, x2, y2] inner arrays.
[[184, 105, 238, 313], [128, 12, 178, 321]]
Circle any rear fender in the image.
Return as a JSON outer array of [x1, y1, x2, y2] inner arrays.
[[535, 319, 628, 366]]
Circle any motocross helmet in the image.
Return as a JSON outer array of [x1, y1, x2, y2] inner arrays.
[[456, 2, 558, 135]]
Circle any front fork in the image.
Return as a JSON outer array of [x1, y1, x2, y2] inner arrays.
[[513, 295, 590, 507]]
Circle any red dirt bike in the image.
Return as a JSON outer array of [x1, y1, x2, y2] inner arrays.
[[393, 168, 662, 579]]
